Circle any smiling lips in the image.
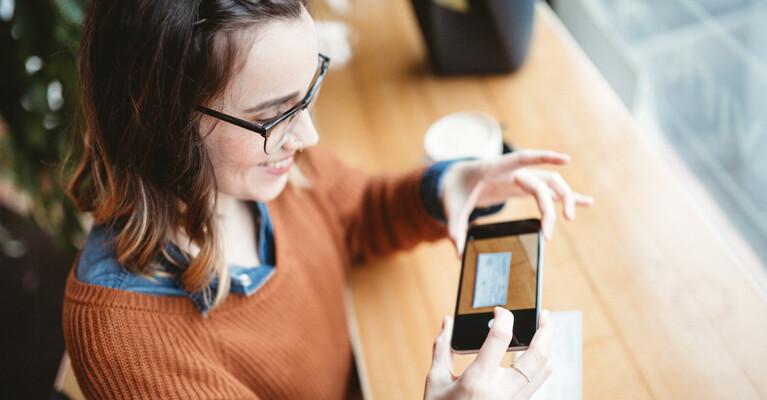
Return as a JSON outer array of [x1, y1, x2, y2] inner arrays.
[[259, 155, 294, 175]]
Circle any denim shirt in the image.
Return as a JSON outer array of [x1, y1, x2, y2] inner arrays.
[[76, 160, 503, 316]]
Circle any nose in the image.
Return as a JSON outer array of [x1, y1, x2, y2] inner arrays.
[[285, 109, 319, 151]]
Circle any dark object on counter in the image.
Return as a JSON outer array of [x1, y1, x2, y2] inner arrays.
[[410, 0, 535, 75]]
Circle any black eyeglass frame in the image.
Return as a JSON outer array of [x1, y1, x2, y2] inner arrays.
[[197, 53, 330, 153]]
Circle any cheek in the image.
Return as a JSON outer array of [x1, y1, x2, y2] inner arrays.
[[205, 127, 266, 180], [204, 126, 287, 201]]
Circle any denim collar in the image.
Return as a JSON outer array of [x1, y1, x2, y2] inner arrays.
[[76, 202, 277, 317], [177, 201, 276, 316]]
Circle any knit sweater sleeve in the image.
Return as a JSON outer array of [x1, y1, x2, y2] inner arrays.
[[300, 146, 448, 263]]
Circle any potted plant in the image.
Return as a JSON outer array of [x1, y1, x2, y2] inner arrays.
[[0, 0, 88, 257]]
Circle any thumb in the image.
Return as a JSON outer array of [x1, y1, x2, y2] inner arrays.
[[448, 219, 468, 259], [446, 182, 483, 259]]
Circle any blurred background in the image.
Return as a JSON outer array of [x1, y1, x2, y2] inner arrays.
[[1, 0, 87, 398], [553, 0, 767, 270], [1, 0, 765, 398]]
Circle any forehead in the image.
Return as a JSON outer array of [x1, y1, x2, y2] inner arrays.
[[226, 12, 319, 109]]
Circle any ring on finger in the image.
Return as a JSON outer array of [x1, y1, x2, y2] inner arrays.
[[510, 363, 531, 383]]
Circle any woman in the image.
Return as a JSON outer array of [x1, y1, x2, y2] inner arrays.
[[63, 0, 593, 398]]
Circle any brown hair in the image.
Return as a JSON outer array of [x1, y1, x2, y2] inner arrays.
[[69, 0, 307, 308]]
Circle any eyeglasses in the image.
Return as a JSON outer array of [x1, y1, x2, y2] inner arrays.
[[197, 53, 330, 154]]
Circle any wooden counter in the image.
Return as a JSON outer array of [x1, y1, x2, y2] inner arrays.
[[312, 1, 767, 398]]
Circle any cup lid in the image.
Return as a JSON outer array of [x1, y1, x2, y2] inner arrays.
[[424, 111, 502, 161]]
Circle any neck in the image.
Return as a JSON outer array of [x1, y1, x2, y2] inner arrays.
[[215, 192, 238, 220], [215, 193, 261, 267], [173, 193, 237, 258], [174, 193, 260, 266]]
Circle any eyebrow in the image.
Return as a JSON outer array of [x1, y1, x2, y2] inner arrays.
[[242, 91, 300, 114]]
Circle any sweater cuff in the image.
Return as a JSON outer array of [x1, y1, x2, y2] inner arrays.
[[419, 160, 505, 224]]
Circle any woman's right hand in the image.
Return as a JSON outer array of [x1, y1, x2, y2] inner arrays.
[[424, 308, 554, 400]]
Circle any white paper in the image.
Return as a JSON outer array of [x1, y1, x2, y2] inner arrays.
[[473, 252, 512, 308], [523, 310, 583, 400]]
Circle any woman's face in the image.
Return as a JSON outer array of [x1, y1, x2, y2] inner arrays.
[[202, 9, 320, 203]]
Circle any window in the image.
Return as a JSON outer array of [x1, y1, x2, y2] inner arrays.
[[555, 0, 767, 267]]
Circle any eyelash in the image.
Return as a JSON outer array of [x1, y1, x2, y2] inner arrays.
[[255, 110, 287, 125], [252, 115, 275, 126]]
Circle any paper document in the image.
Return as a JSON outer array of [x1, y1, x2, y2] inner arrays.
[[522, 310, 583, 400]]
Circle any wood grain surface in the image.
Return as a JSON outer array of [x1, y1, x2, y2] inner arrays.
[[310, 1, 767, 399]]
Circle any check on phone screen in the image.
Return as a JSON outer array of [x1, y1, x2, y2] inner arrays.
[[473, 252, 512, 308], [460, 235, 538, 314]]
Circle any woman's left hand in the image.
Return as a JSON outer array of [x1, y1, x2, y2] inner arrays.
[[441, 149, 594, 257]]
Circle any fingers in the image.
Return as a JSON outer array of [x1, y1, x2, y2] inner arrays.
[[450, 227, 467, 260], [429, 316, 456, 381], [446, 180, 484, 259], [574, 192, 595, 207], [444, 150, 593, 253], [514, 357, 554, 399], [542, 171, 576, 221], [528, 170, 594, 222], [432, 316, 454, 367], [507, 310, 554, 385], [473, 307, 515, 372], [447, 206, 472, 259], [514, 171, 557, 240], [426, 316, 459, 396], [485, 149, 570, 176]]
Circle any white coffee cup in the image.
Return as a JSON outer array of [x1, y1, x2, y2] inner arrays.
[[424, 111, 503, 162]]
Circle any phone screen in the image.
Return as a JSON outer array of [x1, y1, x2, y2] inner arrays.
[[452, 220, 542, 352]]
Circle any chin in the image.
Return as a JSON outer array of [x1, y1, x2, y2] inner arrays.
[[250, 174, 290, 202]]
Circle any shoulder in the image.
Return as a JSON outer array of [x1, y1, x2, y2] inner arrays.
[[75, 224, 125, 288], [299, 146, 360, 180], [75, 224, 184, 295]]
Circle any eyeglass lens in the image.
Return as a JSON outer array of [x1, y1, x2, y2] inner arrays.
[[264, 75, 322, 154], [265, 110, 302, 154]]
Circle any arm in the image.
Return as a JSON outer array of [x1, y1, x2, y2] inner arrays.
[[300, 147, 593, 263], [300, 146, 449, 263]]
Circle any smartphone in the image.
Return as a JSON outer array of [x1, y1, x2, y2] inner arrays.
[[451, 219, 543, 354]]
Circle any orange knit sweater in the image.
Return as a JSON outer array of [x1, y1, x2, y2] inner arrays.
[[63, 147, 448, 399]]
